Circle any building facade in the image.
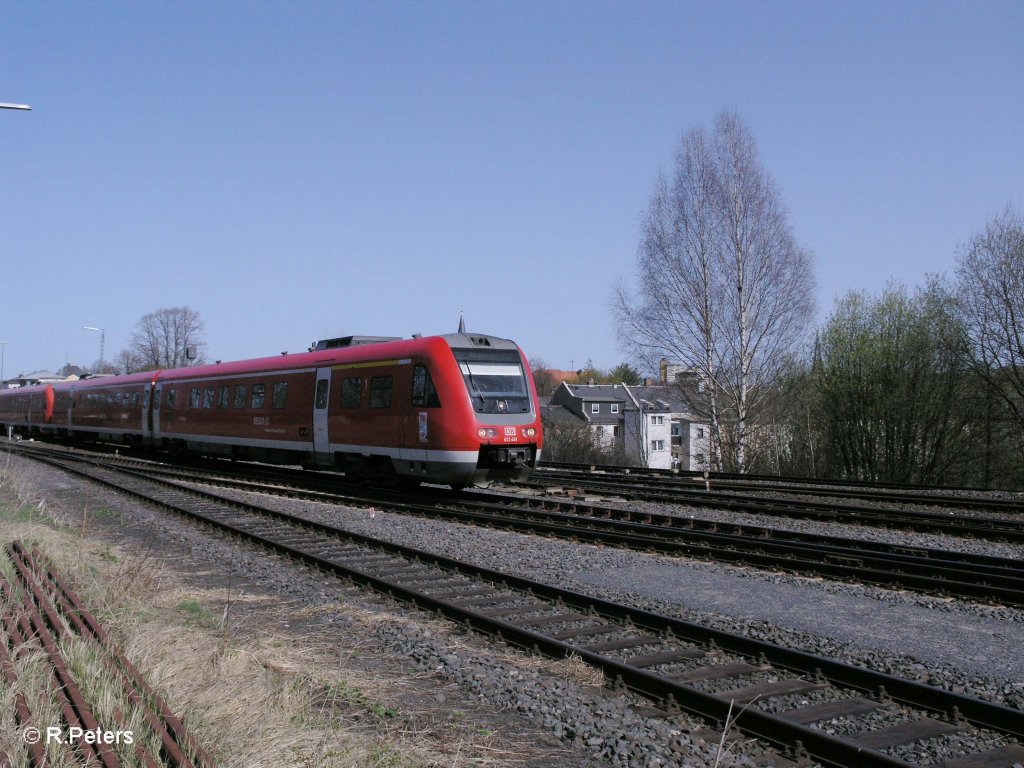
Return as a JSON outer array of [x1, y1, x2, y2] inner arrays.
[[545, 382, 710, 470]]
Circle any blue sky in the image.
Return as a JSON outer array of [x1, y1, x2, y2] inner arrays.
[[1, 1, 1021, 379]]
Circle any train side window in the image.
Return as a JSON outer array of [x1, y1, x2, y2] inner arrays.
[[251, 383, 266, 409], [340, 378, 362, 408], [218, 386, 230, 409], [314, 379, 329, 409], [369, 376, 392, 408], [142, 390, 149, 409], [203, 387, 216, 409], [130, 392, 140, 407], [166, 389, 176, 409], [411, 365, 441, 407], [272, 382, 288, 408], [233, 385, 248, 408], [190, 388, 201, 408]]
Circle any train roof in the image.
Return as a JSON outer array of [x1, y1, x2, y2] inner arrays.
[[8, 333, 527, 393], [153, 332, 523, 383]]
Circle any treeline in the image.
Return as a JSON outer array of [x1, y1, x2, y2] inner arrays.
[[752, 210, 1024, 488]]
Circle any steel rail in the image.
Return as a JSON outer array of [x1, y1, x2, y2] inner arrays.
[[10, 443, 1024, 606], [19, 450, 1024, 768], [538, 461, 1024, 511], [531, 470, 1024, 542], [9, 542, 214, 768]]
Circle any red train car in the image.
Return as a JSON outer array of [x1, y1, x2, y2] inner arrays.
[[51, 371, 159, 444], [151, 332, 542, 486], [0, 384, 54, 436], [10, 332, 542, 488]]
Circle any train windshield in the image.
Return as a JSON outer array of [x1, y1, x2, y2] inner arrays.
[[453, 350, 531, 414]]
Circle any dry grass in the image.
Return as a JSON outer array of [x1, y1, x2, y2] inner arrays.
[[0, 453, 545, 767]]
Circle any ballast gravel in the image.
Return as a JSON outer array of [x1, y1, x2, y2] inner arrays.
[[11, 454, 1024, 767]]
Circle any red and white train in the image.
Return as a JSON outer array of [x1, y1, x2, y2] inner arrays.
[[0, 332, 543, 488]]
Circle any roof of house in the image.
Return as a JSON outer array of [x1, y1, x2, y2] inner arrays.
[[549, 381, 705, 421]]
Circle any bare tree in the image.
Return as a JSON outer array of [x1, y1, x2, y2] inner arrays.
[[129, 307, 207, 370], [616, 123, 727, 468], [529, 357, 558, 397], [111, 348, 144, 375], [956, 208, 1024, 429], [617, 111, 814, 472]]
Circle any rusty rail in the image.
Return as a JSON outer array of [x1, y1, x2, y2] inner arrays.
[[0, 541, 214, 767]]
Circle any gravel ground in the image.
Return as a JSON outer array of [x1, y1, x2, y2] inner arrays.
[[10, 453, 1024, 767], [249, 490, 1024, 690], [507, 488, 1024, 561]]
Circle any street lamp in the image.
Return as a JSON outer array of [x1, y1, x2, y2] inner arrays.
[[83, 326, 105, 372], [0, 341, 7, 388]]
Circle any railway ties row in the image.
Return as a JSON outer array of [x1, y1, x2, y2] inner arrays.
[[15, 442, 1024, 610], [0, 541, 213, 768], [16, 450, 1024, 768], [529, 471, 1024, 542], [535, 463, 1024, 515]]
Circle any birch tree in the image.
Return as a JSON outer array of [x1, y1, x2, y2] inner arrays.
[[616, 111, 814, 472]]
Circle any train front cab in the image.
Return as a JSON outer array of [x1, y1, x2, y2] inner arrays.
[[444, 334, 542, 487]]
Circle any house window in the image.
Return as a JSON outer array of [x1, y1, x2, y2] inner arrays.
[[651, 439, 665, 451], [611, 404, 619, 414], [671, 424, 680, 437], [591, 403, 600, 414], [651, 415, 664, 426], [697, 427, 705, 438], [613, 425, 620, 437]]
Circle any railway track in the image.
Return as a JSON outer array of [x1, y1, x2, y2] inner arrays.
[[8, 445, 1024, 768], [529, 469, 1024, 542], [537, 462, 1024, 514], [1, 541, 213, 768], [9, 442, 1024, 608]]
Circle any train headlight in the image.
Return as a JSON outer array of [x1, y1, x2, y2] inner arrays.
[[522, 427, 536, 437], [478, 428, 498, 438]]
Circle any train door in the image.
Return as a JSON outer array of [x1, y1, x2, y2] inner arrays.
[[152, 383, 162, 442], [141, 385, 151, 442], [312, 367, 332, 465]]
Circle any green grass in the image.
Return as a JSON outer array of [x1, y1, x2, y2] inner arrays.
[[176, 598, 211, 620]]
